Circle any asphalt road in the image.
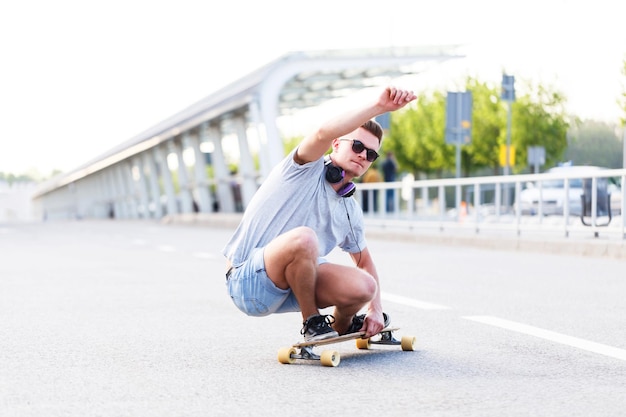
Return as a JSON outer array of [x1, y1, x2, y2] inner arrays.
[[1, 220, 625, 417]]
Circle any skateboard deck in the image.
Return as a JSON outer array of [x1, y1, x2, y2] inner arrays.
[[278, 326, 415, 367]]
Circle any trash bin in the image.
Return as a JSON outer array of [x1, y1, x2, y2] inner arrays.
[[580, 177, 612, 229], [581, 177, 609, 216]]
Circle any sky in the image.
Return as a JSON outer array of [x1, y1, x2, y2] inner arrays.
[[1, 0, 624, 177]]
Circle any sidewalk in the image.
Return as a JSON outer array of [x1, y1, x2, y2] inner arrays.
[[163, 213, 626, 260]]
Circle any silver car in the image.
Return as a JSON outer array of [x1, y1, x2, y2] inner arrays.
[[517, 166, 621, 216]]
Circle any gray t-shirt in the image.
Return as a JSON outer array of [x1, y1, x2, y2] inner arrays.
[[222, 148, 366, 267]]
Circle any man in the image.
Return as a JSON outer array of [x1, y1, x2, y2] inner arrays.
[[222, 86, 416, 342], [361, 159, 382, 213], [382, 152, 398, 212]]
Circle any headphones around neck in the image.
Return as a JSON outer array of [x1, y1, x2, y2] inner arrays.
[[324, 156, 356, 198]]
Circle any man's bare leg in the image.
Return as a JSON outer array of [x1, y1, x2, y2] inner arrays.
[[263, 226, 322, 320], [314, 263, 378, 334]]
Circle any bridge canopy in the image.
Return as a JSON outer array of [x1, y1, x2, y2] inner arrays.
[[33, 45, 463, 220]]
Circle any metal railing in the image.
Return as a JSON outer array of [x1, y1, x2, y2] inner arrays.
[[356, 168, 626, 240]]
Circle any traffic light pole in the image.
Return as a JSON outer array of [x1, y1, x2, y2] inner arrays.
[[455, 94, 462, 220], [445, 91, 472, 222], [505, 100, 512, 176], [501, 74, 515, 211], [504, 99, 513, 210]]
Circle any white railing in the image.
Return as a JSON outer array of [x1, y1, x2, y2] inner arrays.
[[356, 168, 626, 240]]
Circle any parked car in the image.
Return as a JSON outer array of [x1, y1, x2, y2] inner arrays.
[[516, 165, 622, 216]]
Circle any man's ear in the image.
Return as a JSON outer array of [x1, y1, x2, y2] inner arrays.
[[331, 138, 341, 152]]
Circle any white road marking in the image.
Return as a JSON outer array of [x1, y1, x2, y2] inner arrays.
[[382, 292, 451, 310], [464, 315, 626, 361], [144, 240, 626, 362]]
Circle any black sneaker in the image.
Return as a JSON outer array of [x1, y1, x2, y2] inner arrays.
[[343, 312, 391, 335], [301, 314, 339, 342]]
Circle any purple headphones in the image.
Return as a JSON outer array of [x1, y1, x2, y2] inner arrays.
[[324, 156, 356, 198]]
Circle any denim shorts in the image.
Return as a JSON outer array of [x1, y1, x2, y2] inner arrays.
[[226, 247, 300, 316]]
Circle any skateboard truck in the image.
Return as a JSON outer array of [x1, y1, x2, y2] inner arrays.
[[293, 345, 326, 361]]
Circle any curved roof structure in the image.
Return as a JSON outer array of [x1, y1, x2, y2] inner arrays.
[[35, 45, 463, 196]]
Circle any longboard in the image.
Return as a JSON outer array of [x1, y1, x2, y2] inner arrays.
[[277, 326, 415, 367]]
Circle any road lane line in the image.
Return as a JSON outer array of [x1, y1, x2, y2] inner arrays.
[[382, 292, 451, 310], [464, 315, 626, 361]]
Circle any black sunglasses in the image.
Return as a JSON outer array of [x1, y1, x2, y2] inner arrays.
[[339, 139, 379, 162]]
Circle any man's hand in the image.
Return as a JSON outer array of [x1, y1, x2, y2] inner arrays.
[[360, 310, 385, 338], [379, 86, 417, 112]]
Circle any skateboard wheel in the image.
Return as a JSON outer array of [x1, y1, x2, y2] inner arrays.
[[400, 336, 416, 351], [277, 347, 297, 364], [320, 350, 340, 367], [355, 337, 371, 350]]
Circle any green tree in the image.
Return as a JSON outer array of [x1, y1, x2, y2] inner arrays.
[[463, 78, 506, 175], [283, 135, 303, 156], [512, 81, 569, 172], [383, 91, 453, 176], [618, 59, 626, 128], [564, 120, 623, 168], [383, 77, 569, 177]]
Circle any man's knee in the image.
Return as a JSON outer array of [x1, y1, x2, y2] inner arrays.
[[288, 227, 319, 258], [345, 271, 377, 304], [359, 273, 378, 300]]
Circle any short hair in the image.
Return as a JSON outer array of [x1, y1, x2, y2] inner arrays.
[[361, 119, 383, 143]]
